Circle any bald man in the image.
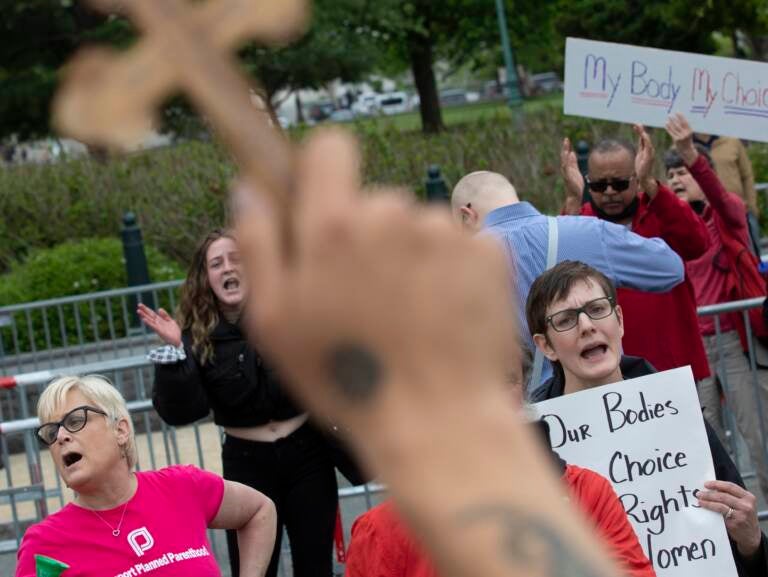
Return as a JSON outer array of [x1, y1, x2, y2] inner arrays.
[[451, 171, 686, 389]]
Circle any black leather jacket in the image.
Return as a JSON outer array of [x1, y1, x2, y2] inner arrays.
[[152, 320, 301, 427]]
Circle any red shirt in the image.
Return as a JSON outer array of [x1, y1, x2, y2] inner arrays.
[[580, 184, 711, 380], [684, 154, 750, 336], [344, 465, 655, 577]]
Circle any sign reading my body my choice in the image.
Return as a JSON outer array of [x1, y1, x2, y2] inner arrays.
[[564, 37, 768, 142], [532, 367, 737, 577]]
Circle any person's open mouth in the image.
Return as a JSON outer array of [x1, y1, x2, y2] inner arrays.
[[580, 343, 608, 361], [62, 452, 83, 468], [223, 278, 240, 292]]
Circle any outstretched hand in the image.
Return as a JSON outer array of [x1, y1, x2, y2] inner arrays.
[[137, 303, 182, 347], [633, 124, 658, 198], [665, 113, 698, 167], [560, 137, 585, 213], [233, 128, 621, 577], [235, 129, 518, 438]]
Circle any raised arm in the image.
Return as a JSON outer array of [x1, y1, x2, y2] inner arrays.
[[235, 129, 624, 577], [561, 137, 586, 216], [633, 123, 709, 261], [643, 182, 710, 261], [666, 113, 746, 229], [597, 221, 684, 293], [151, 332, 211, 426]]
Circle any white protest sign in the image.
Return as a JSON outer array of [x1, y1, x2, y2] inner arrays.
[[532, 366, 736, 577], [564, 37, 768, 142]]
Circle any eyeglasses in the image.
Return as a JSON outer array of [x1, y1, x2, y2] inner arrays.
[[585, 176, 635, 193], [36, 405, 108, 446], [546, 297, 616, 333]]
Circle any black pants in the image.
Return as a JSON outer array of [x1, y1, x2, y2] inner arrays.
[[222, 423, 338, 577]]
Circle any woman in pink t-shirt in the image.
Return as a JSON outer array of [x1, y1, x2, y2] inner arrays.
[[15, 375, 277, 577]]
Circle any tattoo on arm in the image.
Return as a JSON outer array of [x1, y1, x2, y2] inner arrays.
[[328, 344, 383, 403], [455, 505, 610, 577]]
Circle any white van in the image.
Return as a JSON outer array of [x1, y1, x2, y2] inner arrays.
[[352, 93, 380, 116], [377, 91, 409, 115]]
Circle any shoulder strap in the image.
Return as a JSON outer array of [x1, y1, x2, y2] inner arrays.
[[530, 217, 559, 388]]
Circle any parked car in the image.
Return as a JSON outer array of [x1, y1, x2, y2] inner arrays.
[[352, 93, 380, 116], [439, 88, 468, 106], [531, 72, 563, 94], [309, 101, 336, 123], [329, 108, 356, 123], [377, 91, 410, 115]]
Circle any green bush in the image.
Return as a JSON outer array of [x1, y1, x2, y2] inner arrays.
[[1, 106, 767, 272], [0, 238, 184, 354], [0, 141, 233, 271]]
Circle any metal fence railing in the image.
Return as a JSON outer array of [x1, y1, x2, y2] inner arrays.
[[0, 280, 183, 376]]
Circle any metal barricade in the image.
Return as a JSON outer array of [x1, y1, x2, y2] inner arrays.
[[697, 296, 768, 521], [0, 280, 183, 377]]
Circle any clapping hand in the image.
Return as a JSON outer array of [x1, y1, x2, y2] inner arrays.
[[137, 303, 182, 347], [560, 138, 584, 214], [633, 124, 658, 198]]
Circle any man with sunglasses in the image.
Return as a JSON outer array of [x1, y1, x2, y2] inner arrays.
[[561, 125, 711, 386]]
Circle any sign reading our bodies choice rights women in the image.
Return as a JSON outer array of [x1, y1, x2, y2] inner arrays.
[[532, 367, 737, 577], [564, 37, 768, 142]]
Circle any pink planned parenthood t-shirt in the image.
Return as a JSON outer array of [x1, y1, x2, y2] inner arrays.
[[15, 465, 225, 577]]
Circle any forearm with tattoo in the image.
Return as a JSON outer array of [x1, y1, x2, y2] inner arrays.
[[456, 505, 614, 577]]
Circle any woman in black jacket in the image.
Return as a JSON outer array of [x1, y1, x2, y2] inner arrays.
[[138, 229, 338, 577]]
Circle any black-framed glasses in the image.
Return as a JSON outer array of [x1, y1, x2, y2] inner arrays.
[[546, 297, 616, 332], [36, 405, 108, 446], [586, 175, 635, 193]]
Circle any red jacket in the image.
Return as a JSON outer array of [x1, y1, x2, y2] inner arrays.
[[344, 465, 656, 577], [580, 184, 711, 380]]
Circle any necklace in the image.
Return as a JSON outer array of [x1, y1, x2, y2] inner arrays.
[[90, 501, 129, 537]]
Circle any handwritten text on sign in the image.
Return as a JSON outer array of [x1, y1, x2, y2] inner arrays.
[[533, 367, 736, 577], [564, 37, 768, 142]]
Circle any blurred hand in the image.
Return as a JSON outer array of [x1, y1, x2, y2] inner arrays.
[[633, 124, 658, 198], [698, 480, 762, 558], [234, 129, 518, 449], [560, 137, 584, 210], [665, 113, 698, 167], [137, 303, 182, 347]]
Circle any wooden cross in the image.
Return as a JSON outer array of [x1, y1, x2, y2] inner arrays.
[[54, 0, 309, 221]]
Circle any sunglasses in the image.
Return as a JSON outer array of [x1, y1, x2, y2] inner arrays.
[[36, 405, 108, 446], [586, 175, 635, 193]]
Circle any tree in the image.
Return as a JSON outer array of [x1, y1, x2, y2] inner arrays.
[[239, 0, 382, 106], [554, 0, 768, 61], [0, 0, 381, 141], [0, 1, 133, 140], [368, 0, 562, 134]]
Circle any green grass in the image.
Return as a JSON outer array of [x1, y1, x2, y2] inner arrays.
[[333, 93, 563, 132]]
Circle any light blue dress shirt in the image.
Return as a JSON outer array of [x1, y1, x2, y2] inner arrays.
[[482, 202, 685, 387]]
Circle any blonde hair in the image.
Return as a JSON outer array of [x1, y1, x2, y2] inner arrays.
[[37, 375, 137, 469]]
